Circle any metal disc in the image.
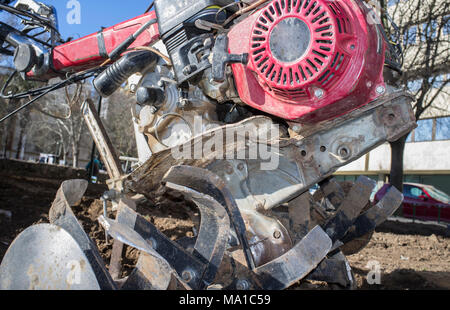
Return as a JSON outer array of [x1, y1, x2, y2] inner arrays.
[[0, 224, 101, 290]]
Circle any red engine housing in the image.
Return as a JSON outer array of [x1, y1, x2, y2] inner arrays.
[[228, 0, 386, 123]]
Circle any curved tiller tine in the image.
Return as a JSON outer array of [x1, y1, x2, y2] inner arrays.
[[163, 165, 256, 271], [253, 226, 332, 290], [322, 176, 376, 243], [48, 179, 117, 290], [341, 187, 404, 245], [306, 250, 355, 288], [111, 203, 215, 290], [98, 216, 186, 290]]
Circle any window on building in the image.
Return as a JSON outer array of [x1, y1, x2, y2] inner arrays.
[[436, 117, 450, 141], [414, 119, 433, 142]]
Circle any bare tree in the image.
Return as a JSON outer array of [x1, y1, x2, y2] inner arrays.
[[31, 82, 91, 167], [380, 0, 450, 191], [104, 89, 138, 158]]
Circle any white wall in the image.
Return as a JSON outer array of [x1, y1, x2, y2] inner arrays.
[[339, 140, 450, 173]]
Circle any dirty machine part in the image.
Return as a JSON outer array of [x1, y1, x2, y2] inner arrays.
[[0, 0, 416, 290]]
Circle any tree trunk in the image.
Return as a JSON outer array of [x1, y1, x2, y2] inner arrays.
[[71, 138, 79, 168], [5, 115, 17, 158], [72, 144, 79, 168], [389, 134, 408, 215]]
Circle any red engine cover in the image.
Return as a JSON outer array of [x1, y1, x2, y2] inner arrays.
[[228, 0, 386, 123]]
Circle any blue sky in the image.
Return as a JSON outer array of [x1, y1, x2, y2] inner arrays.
[[33, 0, 154, 40]]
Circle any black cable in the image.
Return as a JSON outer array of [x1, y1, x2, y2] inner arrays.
[[108, 18, 157, 61], [1, 71, 61, 99], [0, 3, 59, 34], [0, 69, 98, 123], [0, 80, 67, 123], [144, 2, 154, 13], [1, 71, 54, 99]]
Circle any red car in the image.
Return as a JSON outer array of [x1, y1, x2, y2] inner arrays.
[[374, 183, 450, 223]]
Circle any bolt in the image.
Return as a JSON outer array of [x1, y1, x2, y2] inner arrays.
[[130, 84, 138, 93], [292, 125, 301, 133], [314, 89, 324, 98], [237, 163, 245, 171], [338, 146, 350, 159], [225, 163, 234, 175], [273, 230, 282, 239], [148, 238, 157, 249], [183, 64, 197, 76], [204, 37, 212, 47], [182, 270, 196, 283], [236, 279, 250, 290], [376, 85, 386, 95]]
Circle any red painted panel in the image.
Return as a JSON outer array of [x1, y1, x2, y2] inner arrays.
[[228, 0, 386, 123]]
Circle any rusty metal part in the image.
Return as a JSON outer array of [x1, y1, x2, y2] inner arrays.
[[81, 98, 123, 185]]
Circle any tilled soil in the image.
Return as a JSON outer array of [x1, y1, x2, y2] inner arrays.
[[0, 168, 449, 290]]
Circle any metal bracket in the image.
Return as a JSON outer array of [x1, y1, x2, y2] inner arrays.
[[81, 98, 124, 189]]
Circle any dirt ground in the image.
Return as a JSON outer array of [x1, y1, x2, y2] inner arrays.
[[0, 164, 449, 290]]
